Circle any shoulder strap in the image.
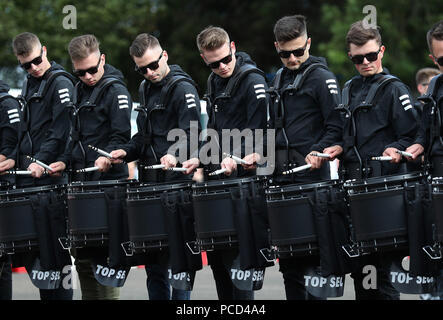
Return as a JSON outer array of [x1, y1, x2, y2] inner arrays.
[[360, 74, 401, 107], [224, 64, 265, 98], [271, 68, 284, 91], [86, 77, 126, 106], [284, 63, 328, 92], [32, 70, 76, 101], [340, 78, 356, 109], [138, 80, 150, 108], [157, 75, 196, 109], [0, 92, 13, 103]]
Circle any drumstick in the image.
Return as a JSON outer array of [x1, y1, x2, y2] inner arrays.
[[396, 150, 413, 158], [6, 170, 33, 176], [282, 164, 312, 175], [26, 156, 54, 172], [144, 164, 165, 170], [209, 168, 228, 176], [88, 145, 113, 158], [223, 152, 248, 165], [167, 167, 187, 172], [371, 156, 393, 161], [76, 166, 100, 173], [310, 152, 332, 159]]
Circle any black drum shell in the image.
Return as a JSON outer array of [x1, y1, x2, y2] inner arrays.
[[344, 172, 425, 243], [0, 185, 63, 249], [66, 180, 134, 237], [265, 180, 340, 248], [191, 177, 262, 244], [125, 181, 192, 244]]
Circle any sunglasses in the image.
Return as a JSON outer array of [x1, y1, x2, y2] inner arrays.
[[349, 48, 381, 65], [73, 57, 102, 77], [135, 51, 164, 75], [434, 55, 443, 67], [206, 48, 233, 69], [20, 49, 44, 70], [277, 40, 308, 59]]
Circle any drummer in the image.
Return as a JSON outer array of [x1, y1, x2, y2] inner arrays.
[[0, 32, 75, 300], [0, 79, 21, 300], [194, 26, 269, 300], [326, 21, 418, 300], [49, 34, 132, 300], [267, 15, 343, 300], [109, 33, 201, 300]]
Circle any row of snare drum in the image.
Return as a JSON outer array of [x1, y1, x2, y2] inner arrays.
[[0, 172, 442, 267]]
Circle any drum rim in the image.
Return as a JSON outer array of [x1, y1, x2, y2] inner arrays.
[[192, 175, 263, 189], [343, 171, 425, 187], [266, 179, 341, 193], [128, 180, 193, 193], [68, 179, 137, 187], [0, 184, 64, 196]]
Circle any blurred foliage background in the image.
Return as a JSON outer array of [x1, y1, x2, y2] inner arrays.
[[0, 0, 442, 100]]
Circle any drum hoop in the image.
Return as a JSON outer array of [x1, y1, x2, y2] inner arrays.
[[68, 179, 136, 188], [344, 171, 425, 188], [192, 176, 263, 191], [266, 179, 341, 194], [128, 180, 193, 194], [0, 184, 64, 197]]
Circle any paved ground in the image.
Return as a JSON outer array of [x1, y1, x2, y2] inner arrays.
[[10, 262, 421, 300]]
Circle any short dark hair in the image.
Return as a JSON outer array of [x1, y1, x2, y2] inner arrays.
[[427, 20, 443, 55], [12, 32, 41, 57], [346, 21, 382, 50], [129, 33, 161, 58], [273, 15, 307, 43], [416, 67, 441, 85], [68, 34, 100, 61]]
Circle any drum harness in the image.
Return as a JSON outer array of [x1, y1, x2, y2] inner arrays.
[[338, 74, 403, 180], [69, 76, 125, 178], [136, 75, 197, 166], [267, 63, 328, 180], [203, 64, 265, 174], [417, 74, 443, 172], [16, 70, 76, 169]]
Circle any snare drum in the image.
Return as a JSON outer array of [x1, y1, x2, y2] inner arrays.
[[125, 181, 193, 253], [0, 185, 64, 255], [192, 176, 263, 251], [66, 180, 134, 249], [266, 180, 342, 257], [0, 181, 10, 192], [344, 172, 425, 254], [431, 177, 443, 243]]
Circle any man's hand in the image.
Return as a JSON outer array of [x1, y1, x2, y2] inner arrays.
[[28, 162, 46, 178], [305, 151, 326, 169], [383, 147, 402, 163], [323, 145, 343, 161], [182, 157, 200, 175], [0, 159, 15, 173], [405, 144, 424, 161], [221, 157, 237, 176], [49, 161, 66, 177], [0, 154, 6, 163], [109, 149, 127, 164], [95, 156, 112, 172], [160, 154, 177, 169], [242, 153, 261, 170], [192, 168, 204, 183]]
